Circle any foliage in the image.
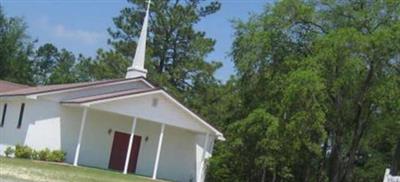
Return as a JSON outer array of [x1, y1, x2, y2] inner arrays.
[[31, 150, 39, 160], [48, 150, 66, 162], [14, 145, 32, 159], [0, 6, 34, 85], [4, 146, 14, 157], [37, 148, 65, 162], [208, 0, 400, 182], [47, 49, 78, 84], [38, 148, 51, 161], [391, 138, 400, 175], [11, 145, 65, 162], [0, 6, 90, 86], [32, 43, 58, 84], [103, 0, 222, 108], [29, 42, 98, 85], [87, 49, 129, 80]]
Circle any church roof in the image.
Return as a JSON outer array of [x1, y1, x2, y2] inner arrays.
[[0, 77, 150, 97], [0, 78, 224, 140], [0, 80, 30, 93], [60, 87, 160, 104]]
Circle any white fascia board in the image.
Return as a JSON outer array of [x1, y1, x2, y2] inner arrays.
[[138, 78, 155, 88], [62, 103, 86, 108]]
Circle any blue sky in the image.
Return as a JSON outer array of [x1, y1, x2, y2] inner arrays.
[[1, 0, 269, 81]]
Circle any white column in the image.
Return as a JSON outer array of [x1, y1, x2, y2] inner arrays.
[[383, 168, 390, 182], [152, 123, 165, 179], [198, 133, 210, 182], [73, 107, 88, 166], [123, 117, 137, 174]]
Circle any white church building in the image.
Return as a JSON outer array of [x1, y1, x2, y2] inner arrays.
[[0, 1, 224, 182]]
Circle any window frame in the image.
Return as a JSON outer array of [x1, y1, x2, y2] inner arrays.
[[1, 103, 7, 127], [17, 103, 25, 129]]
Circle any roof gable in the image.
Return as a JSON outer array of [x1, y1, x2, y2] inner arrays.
[[63, 89, 224, 140]]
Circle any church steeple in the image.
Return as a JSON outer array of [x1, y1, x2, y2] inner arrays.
[[126, 0, 151, 78]]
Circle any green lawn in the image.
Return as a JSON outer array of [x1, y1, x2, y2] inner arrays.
[[0, 157, 159, 182]]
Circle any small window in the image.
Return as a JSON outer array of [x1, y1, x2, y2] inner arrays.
[[17, 103, 25, 129], [1, 104, 7, 127]]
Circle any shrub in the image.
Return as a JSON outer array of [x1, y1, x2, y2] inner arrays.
[[31, 150, 39, 160], [48, 150, 66, 162], [10, 145, 66, 162], [4, 146, 15, 157], [38, 148, 51, 161], [14, 145, 32, 159]]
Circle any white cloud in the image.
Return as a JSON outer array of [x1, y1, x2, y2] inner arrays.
[[35, 16, 106, 45], [53, 24, 104, 45]]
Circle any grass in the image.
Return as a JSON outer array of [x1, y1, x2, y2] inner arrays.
[[0, 157, 158, 182]]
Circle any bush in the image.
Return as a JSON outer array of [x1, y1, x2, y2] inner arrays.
[[48, 150, 66, 162], [31, 150, 39, 160], [4, 146, 15, 157], [38, 148, 51, 161], [15, 145, 32, 159], [10, 145, 66, 162]]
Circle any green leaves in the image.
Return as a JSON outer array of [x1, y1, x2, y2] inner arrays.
[[0, 6, 34, 85], [105, 0, 223, 116], [209, 0, 400, 181]]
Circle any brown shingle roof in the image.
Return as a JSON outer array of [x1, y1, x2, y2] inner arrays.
[[60, 87, 160, 104], [0, 77, 147, 97], [0, 80, 30, 93]]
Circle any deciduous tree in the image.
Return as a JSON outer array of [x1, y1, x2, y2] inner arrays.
[[0, 6, 34, 85], [208, 0, 400, 181]]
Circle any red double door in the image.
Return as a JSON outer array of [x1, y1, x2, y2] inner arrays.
[[108, 131, 142, 173]]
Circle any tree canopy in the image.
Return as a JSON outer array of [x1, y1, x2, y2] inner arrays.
[[208, 0, 400, 181], [0, 6, 34, 85]]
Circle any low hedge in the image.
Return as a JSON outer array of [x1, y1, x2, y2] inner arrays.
[[15, 145, 33, 159], [39, 148, 51, 161], [48, 150, 66, 162], [4, 145, 66, 162]]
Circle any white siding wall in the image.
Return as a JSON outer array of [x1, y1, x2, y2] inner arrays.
[[0, 99, 62, 154], [0, 97, 211, 182], [60, 106, 84, 163], [195, 134, 214, 182], [63, 108, 198, 182]]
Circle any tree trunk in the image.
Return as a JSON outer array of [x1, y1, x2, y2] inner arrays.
[[272, 168, 277, 182], [341, 61, 375, 182], [304, 165, 310, 182], [391, 138, 400, 176], [317, 136, 329, 182], [341, 118, 367, 182], [328, 134, 341, 182], [261, 167, 266, 182]]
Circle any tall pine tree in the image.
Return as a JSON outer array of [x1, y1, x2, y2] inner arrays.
[[93, 0, 222, 108]]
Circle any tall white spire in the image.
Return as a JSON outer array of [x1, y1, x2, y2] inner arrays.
[[126, 0, 151, 78]]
